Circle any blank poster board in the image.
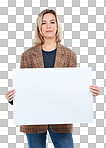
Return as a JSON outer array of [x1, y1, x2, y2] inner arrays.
[[13, 67, 93, 125]]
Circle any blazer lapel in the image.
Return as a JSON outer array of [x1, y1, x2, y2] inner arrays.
[[54, 42, 65, 68], [32, 42, 65, 68]]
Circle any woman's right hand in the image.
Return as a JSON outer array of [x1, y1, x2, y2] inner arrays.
[[5, 89, 16, 102]]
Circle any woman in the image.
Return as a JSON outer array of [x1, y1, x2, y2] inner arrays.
[[5, 9, 100, 148]]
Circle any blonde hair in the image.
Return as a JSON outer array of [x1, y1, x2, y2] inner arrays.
[[34, 9, 63, 45]]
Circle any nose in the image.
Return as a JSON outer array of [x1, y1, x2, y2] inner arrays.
[[47, 23, 51, 28]]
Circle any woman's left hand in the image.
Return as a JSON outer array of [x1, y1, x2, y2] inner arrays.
[[89, 85, 100, 96]]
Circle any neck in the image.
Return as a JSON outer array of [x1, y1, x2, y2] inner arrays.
[[42, 38, 57, 51]]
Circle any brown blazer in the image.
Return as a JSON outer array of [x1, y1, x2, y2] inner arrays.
[[19, 42, 77, 134]]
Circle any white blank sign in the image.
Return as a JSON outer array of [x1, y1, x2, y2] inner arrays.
[[13, 67, 93, 125]]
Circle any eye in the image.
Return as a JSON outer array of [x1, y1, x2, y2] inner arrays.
[[42, 22, 46, 25], [42, 22, 55, 25]]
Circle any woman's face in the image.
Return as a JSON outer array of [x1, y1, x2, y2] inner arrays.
[[41, 13, 57, 40]]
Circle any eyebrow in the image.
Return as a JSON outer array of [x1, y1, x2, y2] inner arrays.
[[42, 19, 56, 22]]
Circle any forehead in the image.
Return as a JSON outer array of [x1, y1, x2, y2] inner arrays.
[[42, 13, 56, 21]]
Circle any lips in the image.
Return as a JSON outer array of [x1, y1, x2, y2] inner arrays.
[[46, 31, 53, 32]]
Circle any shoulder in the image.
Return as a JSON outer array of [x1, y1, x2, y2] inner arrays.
[[21, 45, 39, 57], [60, 43, 77, 57]]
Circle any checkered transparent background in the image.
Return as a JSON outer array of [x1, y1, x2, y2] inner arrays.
[[0, 0, 106, 148]]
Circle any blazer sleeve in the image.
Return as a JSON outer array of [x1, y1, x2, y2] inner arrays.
[[69, 51, 77, 67], [9, 100, 13, 105], [8, 53, 29, 105], [20, 52, 29, 68]]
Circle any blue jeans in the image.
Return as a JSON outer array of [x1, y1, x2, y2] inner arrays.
[[26, 125, 74, 148]]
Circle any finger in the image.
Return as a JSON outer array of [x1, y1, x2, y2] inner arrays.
[[8, 89, 15, 93], [90, 85, 100, 90], [7, 91, 15, 99], [92, 90, 99, 95], [92, 87, 100, 93], [90, 89, 99, 94], [90, 85, 94, 87], [90, 85, 95, 88], [92, 92, 98, 96], [90, 87, 99, 91], [8, 97, 14, 101], [6, 89, 15, 96], [8, 94, 15, 101], [9, 97, 14, 102]]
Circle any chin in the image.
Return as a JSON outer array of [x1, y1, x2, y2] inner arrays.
[[45, 35, 55, 38]]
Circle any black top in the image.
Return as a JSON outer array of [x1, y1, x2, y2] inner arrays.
[[42, 48, 56, 68], [9, 48, 57, 105]]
